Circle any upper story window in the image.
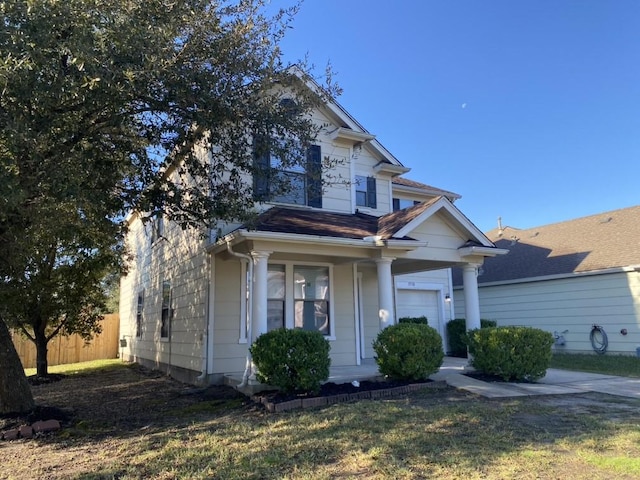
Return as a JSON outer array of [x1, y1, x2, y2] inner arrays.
[[393, 198, 420, 211], [355, 175, 377, 209], [151, 212, 164, 244], [253, 140, 322, 208]]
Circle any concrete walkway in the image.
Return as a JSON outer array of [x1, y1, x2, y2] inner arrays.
[[431, 356, 640, 399]]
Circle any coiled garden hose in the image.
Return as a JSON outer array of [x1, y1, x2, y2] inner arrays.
[[590, 325, 608, 355]]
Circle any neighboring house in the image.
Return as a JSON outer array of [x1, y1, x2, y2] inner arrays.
[[453, 206, 640, 355], [119, 75, 507, 385]]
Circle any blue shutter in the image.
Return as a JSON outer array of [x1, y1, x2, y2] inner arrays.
[[306, 145, 322, 208], [253, 135, 270, 200], [367, 176, 377, 209]]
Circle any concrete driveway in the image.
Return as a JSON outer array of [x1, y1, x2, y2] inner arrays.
[[431, 356, 640, 399]]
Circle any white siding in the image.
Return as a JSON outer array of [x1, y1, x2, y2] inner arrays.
[[454, 271, 640, 354], [119, 213, 208, 374]]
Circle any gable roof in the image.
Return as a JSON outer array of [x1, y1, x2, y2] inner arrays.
[[292, 67, 406, 170], [392, 177, 461, 202], [462, 205, 640, 285], [236, 195, 501, 253]]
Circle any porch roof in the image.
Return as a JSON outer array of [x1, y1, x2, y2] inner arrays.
[[243, 197, 444, 241]]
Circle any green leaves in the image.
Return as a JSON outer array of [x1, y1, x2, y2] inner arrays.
[[250, 329, 331, 394], [373, 323, 444, 381], [467, 327, 555, 382]]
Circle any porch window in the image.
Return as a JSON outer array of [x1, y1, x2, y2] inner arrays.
[[294, 266, 330, 335], [355, 175, 377, 209], [160, 280, 171, 339], [267, 265, 285, 331]]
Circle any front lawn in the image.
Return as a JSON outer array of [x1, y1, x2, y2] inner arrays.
[[550, 352, 640, 377], [3, 360, 640, 479]]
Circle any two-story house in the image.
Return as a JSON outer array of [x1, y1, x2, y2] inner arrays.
[[119, 75, 507, 385]]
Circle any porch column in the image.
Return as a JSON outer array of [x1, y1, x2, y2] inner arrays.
[[376, 257, 395, 330], [251, 251, 271, 341], [462, 264, 481, 332]]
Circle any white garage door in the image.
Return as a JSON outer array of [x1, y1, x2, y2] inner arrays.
[[396, 289, 441, 332]]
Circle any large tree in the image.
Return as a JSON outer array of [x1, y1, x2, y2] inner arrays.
[[1, 0, 336, 410]]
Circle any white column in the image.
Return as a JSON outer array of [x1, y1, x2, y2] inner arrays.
[[376, 257, 395, 330], [251, 251, 271, 342], [462, 264, 481, 332]]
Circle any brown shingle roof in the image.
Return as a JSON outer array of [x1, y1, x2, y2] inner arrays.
[[464, 205, 640, 284], [377, 197, 441, 239], [392, 177, 460, 200], [244, 203, 435, 241]]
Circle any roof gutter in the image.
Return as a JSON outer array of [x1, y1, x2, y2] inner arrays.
[[458, 245, 509, 258], [208, 229, 426, 253]]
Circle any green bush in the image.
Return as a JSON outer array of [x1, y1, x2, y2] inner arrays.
[[373, 323, 444, 381], [466, 326, 554, 382], [398, 316, 428, 325], [446, 318, 497, 357], [250, 328, 331, 393]]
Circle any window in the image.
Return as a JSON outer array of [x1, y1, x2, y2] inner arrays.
[[267, 265, 285, 331], [355, 175, 377, 209], [160, 280, 171, 339], [294, 266, 330, 335], [258, 263, 332, 337], [393, 198, 420, 211], [253, 139, 322, 208], [151, 213, 164, 243], [136, 290, 144, 338]]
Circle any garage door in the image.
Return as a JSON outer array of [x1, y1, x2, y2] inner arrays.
[[396, 289, 441, 332]]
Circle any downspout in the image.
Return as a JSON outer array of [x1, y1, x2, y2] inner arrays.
[[196, 253, 212, 384], [226, 240, 254, 388]]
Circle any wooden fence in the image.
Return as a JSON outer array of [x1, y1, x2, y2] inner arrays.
[[11, 314, 120, 369]]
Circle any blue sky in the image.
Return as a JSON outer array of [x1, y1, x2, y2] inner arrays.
[[274, 0, 640, 232]]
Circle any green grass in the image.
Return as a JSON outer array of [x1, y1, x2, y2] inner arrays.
[[79, 391, 640, 480], [13, 360, 640, 479], [550, 353, 640, 377], [24, 358, 125, 377]]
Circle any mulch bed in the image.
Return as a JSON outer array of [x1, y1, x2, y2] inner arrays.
[[253, 378, 444, 412], [259, 378, 433, 404]]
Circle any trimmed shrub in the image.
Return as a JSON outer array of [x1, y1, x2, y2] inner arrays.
[[250, 328, 331, 393], [398, 316, 428, 325], [466, 326, 554, 382], [446, 318, 497, 357], [373, 323, 444, 381]]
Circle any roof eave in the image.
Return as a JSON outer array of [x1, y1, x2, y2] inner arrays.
[[208, 229, 425, 253], [458, 246, 509, 258]]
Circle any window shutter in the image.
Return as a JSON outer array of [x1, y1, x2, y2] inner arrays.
[[253, 135, 270, 200], [366, 176, 377, 209], [392, 198, 400, 211], [306, 145, 322, 208]]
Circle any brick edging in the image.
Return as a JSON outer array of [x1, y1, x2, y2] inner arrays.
[[254, 380, 447, 413], [1, 419, 61, 441]]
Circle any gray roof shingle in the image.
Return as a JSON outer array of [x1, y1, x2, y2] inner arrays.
[[457, 205, 640, 285]]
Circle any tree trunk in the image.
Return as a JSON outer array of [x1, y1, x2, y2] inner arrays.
[[0, 319, 35, 414], [34, 328, 49, 377]]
